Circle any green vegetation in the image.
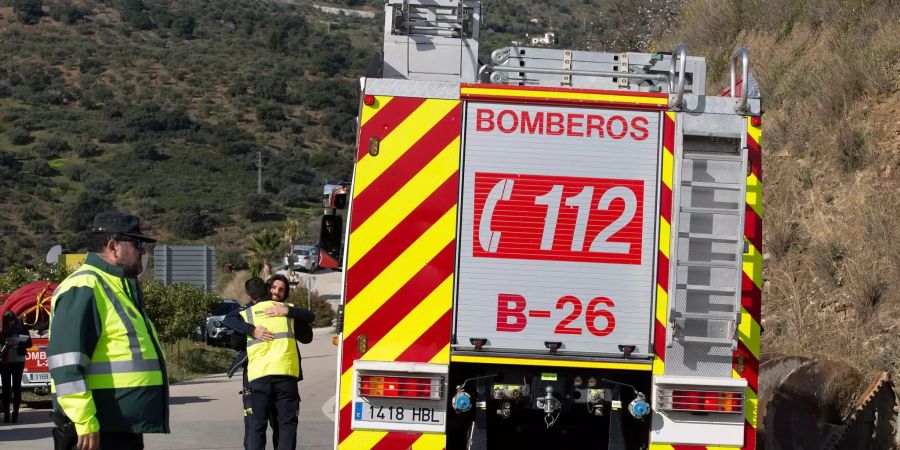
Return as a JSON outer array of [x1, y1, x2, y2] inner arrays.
[[0, 262, 70, 293], [142, 279, 221, 343], [0, 0, 370, 268], [164, 339, 236, 384], [657, 0, 900, 379]]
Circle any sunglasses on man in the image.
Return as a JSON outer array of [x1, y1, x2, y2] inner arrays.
[[115, 237, 144, 250]]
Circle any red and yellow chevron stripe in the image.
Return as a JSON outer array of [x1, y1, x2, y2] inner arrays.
[[736, 116, 762, 449], [337, 95, 461, 450], [654, 111, 676, 377]]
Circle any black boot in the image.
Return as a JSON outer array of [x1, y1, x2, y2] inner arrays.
[[10, 409, 17, 423]]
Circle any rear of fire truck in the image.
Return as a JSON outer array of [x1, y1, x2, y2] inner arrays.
[[333, 1, 762, 449]]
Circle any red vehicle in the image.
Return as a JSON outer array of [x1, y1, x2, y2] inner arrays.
[[22, 336, 50, 395]]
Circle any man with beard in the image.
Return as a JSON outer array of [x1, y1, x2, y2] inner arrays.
[[48, 212, 167, 450], [223, 274, 314, 450]]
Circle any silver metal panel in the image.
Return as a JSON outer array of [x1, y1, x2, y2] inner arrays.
[[364, 78, 459, 100], [664, 341, 734, 377], [153, 245, 216, 293], [382, 1, 480, 82], [454, 101, 661, 356]]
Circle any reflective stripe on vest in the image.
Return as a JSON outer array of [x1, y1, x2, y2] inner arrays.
[[244, 307, 295, 347], [241, 301, 299, 381], [50, 269, 164, 393]]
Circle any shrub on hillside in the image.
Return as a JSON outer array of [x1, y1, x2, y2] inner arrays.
[[170, 207, 218, 240], [97, 126, 126, 143], [132, 142, 168, 161], [60, 191, 112, 233], [123, 103, 193, 134], [238, 194, 271, 222], [256, 103, 285, 131], [8, 127, 31, 145], [74, 140, 102, 158], [23, 158, 54, 177], [34, 136, 71, 159], [61, 161, 91, 182], [13, 0, 43, 24], [0, 150, 21, 177], [217, 247, 249, 271], [49, 0, 90, 24]]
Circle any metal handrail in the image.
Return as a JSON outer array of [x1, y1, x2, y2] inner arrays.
[[729, 48, 749, 113], [487, 65, 669, 82], [668, 43, 687, 110]]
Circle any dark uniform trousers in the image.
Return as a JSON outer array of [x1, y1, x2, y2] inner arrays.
[[241, 367, 279, 450], [247, 375, 299, 450]]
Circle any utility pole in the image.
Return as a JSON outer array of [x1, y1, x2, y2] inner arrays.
[[257, 151, 262, 194]]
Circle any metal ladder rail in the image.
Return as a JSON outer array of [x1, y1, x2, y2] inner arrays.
[[668, 145, 748, 349], [478, 43, 689, 100]]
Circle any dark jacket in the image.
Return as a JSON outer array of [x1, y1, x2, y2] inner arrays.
[[1, 321, 32, 363]]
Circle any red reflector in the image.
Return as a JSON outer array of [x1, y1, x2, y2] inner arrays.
[[672, 390, 701, 411], [359, 375, 438, 399], [383, 377, 400, 396], [750, 115, 761, 127], [364, 95, 375, 106]]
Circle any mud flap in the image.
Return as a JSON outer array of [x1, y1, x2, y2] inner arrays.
[[607, 388, 626, 450], [466, 382, 489, 450]]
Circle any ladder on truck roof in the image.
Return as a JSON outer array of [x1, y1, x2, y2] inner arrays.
[[480, 43, 704, 110]]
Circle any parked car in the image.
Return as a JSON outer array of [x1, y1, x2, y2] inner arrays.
[[284, 244, 320, 273], [199, 299, 240, 345]]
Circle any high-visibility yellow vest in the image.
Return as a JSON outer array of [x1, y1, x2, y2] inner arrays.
[[241, 300, 300, 382], [49, 263, 168, 434]]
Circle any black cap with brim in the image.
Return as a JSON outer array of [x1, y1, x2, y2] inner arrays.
[[91, 211, 158, 243]]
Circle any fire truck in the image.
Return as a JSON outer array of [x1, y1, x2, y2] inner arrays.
[[333, 1, 761, 449]]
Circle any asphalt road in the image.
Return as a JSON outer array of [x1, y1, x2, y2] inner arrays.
[[0, 328, 339, 450]]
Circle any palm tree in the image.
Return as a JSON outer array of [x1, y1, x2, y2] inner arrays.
[[245, 229, 283, 279], [283, 218, 305, 281]]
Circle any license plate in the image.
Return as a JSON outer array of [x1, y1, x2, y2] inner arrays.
[[26, 372, 50, 383], [354, 402, 445, 425]]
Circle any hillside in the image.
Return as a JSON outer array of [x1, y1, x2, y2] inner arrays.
[[0, 0, 378, 268], [657, 0, 900, 379], [0, 0, 656, 269]]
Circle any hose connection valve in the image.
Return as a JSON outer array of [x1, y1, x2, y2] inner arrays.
[[452, 386, 473, 413], [628, 392, 651, 419]]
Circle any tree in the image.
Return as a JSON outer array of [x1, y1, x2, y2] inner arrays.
[[282, 218, 305, 281], [244, 229, 282, 279], [61, 191, 113, 233], [170, 207, 217, 239], [13, 0, 43, 24], [142, 280, 220, 343]]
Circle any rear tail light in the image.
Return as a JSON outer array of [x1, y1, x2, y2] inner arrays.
[[358, 374, 443, 400], [659, 388, 743, 413]]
